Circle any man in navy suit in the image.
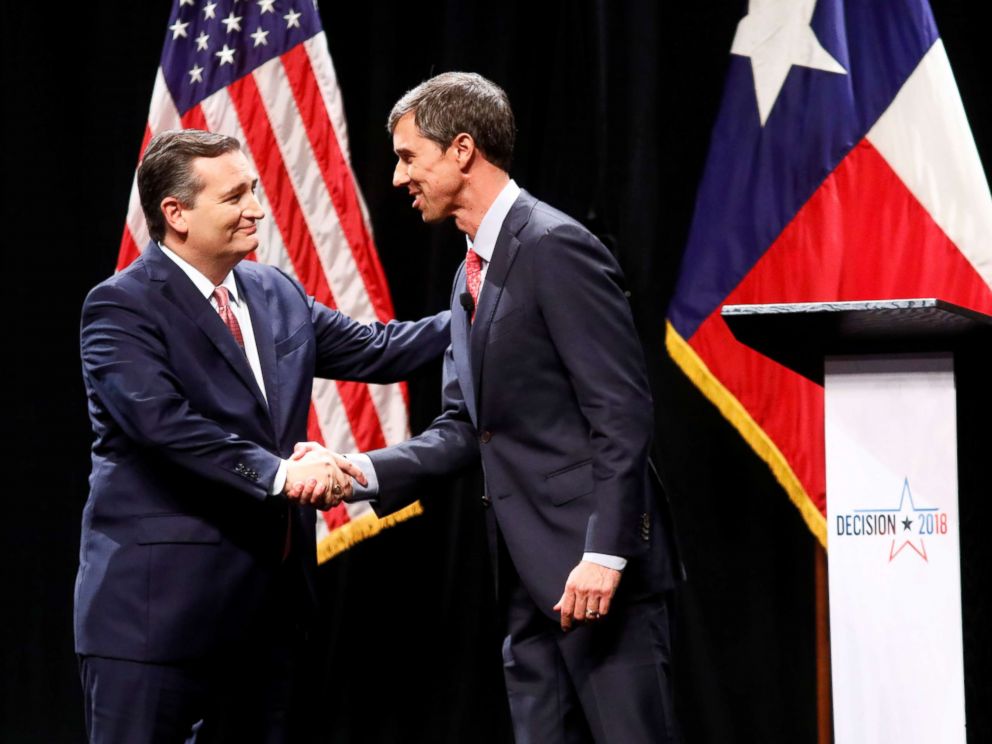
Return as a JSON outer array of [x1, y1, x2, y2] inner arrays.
[[298, 72, 680, 742], [76, 129, 449, 743]]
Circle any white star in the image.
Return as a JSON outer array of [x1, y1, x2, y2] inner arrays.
[[188, 65, 204, 84], [195, 31, 210, 51], [203, 1, 218, 20], [169, 19, 190, 40], [731, 0, 847, 125], [258, 0, 276, 13], [284, 9, 302, 28], [222, 11, 243, 32], [180, 0, 195, 6], [251, 27, 270, 47], [215, 44, 236, 65]]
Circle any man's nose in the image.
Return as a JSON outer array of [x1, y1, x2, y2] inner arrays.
[[245, 192, 264, 220], [392, 161, 410, 188]]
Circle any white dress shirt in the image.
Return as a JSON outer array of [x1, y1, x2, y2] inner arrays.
[[159, 244, 287, 494]]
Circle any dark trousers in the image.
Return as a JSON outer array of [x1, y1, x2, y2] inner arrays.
[[501, 578, 676, 744], [79, 563, 306, 744]]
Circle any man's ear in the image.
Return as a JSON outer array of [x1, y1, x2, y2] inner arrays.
[[451, 132, 476, 170], [161, 196, 188, 237]]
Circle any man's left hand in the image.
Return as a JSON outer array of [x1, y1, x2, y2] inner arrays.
[[552, 560, 622, 631]]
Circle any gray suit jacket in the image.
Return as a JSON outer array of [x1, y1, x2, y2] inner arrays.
[[76, 242, 450, 662], [367, 190, 677, 618]]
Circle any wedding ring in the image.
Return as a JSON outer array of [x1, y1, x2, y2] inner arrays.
[[585, 609, 600, 619], [331, 483, 343, 496]]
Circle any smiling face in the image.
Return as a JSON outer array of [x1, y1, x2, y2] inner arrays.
[[179, 150, 263, 264], [391, 111, 464, 223]]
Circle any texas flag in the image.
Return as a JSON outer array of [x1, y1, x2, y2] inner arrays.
[[666, 0, 992, 545]]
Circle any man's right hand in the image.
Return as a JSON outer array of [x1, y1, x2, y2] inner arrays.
[[284, 448, 367, 510]]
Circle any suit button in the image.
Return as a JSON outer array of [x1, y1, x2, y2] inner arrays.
[[481, 495, 492, 508], [480, 430, 492, 444]]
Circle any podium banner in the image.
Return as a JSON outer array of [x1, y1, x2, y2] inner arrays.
[[825, 354, 965, 742]]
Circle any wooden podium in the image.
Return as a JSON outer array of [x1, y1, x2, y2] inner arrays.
[[723, 299, 991, 743]]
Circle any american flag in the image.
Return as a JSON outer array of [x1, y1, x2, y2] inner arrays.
[[119, 0, 422, 562]]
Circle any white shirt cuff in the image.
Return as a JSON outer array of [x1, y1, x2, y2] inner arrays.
[[344, 452, 380, 499], [271, 460, 288, 496], [582, 552, 627, 571]]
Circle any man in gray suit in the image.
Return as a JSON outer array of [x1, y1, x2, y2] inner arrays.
[[298, 72, 679, 742]]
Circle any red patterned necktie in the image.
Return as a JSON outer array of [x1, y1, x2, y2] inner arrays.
[[465, 247, 483, 322], [212, 286, 245, 350]]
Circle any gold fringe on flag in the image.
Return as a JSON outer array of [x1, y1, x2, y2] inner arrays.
[[316, 501, 425, 563], [665, 321, 827, 547]]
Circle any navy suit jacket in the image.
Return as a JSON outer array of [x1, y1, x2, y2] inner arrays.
[[76, 242, 449, 662], [367, 191, 677, 619]]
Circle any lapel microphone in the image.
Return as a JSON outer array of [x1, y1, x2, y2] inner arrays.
[[459, 292, 475, 316]]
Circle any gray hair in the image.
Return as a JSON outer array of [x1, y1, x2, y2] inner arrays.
[[387, 72, 515, 172], [137, 129, 242, 242]]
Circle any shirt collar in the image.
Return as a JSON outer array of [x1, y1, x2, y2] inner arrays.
[[159, 242, 240, 304], [466, 179, 521, 263]]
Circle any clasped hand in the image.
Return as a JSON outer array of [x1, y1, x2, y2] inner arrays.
[[283, 444, 366, 510]]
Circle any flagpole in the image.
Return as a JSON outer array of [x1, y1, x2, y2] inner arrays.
[[815, 543, 832, 744]]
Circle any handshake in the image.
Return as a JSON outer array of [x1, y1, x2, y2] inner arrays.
[[282, 442, 365, 511]]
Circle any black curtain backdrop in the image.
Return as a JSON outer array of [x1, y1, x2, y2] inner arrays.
[[3, 2, 989, 742]]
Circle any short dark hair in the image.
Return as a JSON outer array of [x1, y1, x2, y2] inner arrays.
[[387, 72, 516, 172], [137, 129, 242, 242]]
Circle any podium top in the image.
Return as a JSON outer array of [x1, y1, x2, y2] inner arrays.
[[721, 299, 992, 383]]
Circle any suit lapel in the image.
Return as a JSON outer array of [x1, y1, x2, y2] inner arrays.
[[144, 243, 271, 417], [469, 237, 518, 388], [450, 262, 478, 426], [236, 266, 279, 429], [470, 204, 527, 402]]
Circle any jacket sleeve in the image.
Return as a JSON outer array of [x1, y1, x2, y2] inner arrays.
[[80, 283, 282, 500], [310, 300, 451, 384], [534, 223, 655, 556], [362, 340, 480, 516]]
